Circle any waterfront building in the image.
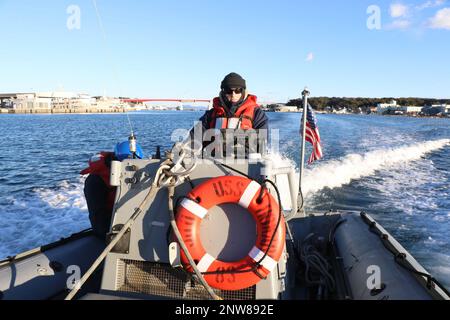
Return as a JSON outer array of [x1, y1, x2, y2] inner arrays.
[[269, 104, 299, 112], [431, 104, 450, 113], [333, 107, 349, 114], [377, 100, 398, 114], [0, 91, 132, 113], [95, 96, 128, 110], [40, 92, 96, 111], [369, 106, 378, 114], [422, 104, 450, 116], [13, 93, 53, 112], [401, 106, 423, 115], [377, 101, 423, 115]]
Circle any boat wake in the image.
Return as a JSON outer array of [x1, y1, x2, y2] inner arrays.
[[35, 178, 87, 210], [0, 178, 89, 259], [302, 139, 450, 196]]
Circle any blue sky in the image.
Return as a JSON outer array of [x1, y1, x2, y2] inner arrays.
[[1, 0, 450, 102]]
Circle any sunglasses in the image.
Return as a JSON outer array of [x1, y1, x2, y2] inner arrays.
[[223, 87, 244, 95]]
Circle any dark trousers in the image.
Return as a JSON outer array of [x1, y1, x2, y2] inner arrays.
[[84, 174, 114, 239]]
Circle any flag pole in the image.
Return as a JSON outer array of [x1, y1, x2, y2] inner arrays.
[[298, 87, 309, 215]]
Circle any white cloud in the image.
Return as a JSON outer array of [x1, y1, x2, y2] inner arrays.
[[305, 52, 314, 62], [416, 0, 446, 10], [390, 3, 410, 17], [386, 19, 412, 29], [429, 7, 450, 29]]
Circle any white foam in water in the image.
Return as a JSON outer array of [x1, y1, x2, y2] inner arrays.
[[0, 177, 90, 258], [302, 139, 450, 196], [36, 178, 88, 210], [268, 152, 298, 169]]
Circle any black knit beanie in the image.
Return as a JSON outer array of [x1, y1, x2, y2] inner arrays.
[[220, 72, 246, 90]]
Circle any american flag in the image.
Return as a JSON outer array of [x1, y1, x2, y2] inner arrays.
[[301, 103, 323, 164]]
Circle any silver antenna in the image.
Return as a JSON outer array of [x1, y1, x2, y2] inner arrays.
[[126, 111, 134, 137]]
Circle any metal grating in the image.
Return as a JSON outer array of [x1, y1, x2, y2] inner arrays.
[[118, 259, 256, 300]]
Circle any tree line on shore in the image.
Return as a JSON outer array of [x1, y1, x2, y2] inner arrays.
[[286, 97, 450, 113]]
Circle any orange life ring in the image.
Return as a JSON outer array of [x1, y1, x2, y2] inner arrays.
[[175, 175, 286, 291]]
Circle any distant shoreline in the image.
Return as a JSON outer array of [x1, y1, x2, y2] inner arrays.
[[0, 108, 128, 115], [264, 109, 450, 119], [1, 108, 449, 119], [0, 108, 206, 115]]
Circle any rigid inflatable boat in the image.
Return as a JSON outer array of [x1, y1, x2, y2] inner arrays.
[[1, 143, 448, 300]]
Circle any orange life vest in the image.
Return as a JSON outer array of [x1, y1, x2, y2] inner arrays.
[[80, 152, 114, 187], [80, 152, 116, 211], [209, 94, 260, 130]]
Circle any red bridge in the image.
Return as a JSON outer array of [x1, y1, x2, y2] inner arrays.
[[121, 98, 211, 103]]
